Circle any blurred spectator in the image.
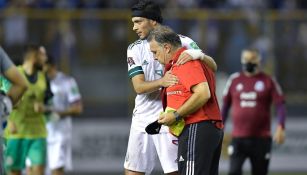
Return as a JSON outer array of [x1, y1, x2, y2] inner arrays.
[[222, 48, 286, 175]]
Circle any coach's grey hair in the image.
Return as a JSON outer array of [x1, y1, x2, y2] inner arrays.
[[147, 26, 182, 48]]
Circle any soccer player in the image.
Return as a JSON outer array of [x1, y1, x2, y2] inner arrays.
[[0, 46, 28, 175], [148, 25, 224, 175], [125, 1, 217, 175], [4, 44, 52, 175], [222, 48, 286, 175], [44, 56, 83, 175]]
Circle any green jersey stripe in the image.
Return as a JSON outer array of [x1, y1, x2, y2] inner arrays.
[[128, 70, 144, 79], [128, 66, 142, 75]]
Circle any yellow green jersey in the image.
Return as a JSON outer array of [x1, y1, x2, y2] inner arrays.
[[4, 66, 47, 139]]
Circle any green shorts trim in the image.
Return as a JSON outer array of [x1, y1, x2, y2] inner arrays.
[[4, 138, 46, 171]]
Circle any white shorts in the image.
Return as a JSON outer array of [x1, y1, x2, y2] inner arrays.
[[47, 138, 72, 171], [124, 127, 178, 174]]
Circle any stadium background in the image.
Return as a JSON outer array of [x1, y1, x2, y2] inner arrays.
[[0, 0, 306, 175]]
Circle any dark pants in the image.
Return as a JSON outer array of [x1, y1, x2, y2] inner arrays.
[[178, 121, 224, 175], [228, 137, 272, 175]]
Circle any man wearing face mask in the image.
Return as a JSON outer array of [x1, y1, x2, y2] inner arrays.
[[222, 48, 286, 175]]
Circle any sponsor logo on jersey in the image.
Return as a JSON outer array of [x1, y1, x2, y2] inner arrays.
[[240, 91, 257, 108], [127, 57, 135, 67], [167, 91, 182, 96]]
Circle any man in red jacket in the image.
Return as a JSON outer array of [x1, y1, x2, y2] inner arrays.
[[147, 25, 224, 175]]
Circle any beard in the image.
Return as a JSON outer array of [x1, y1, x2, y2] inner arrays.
[[34, 62, 44, 71]]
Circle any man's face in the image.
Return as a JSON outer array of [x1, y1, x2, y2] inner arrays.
[[149, 40, 168, 65], [241, 50, 260, 74], [132, 17, 155, 39]]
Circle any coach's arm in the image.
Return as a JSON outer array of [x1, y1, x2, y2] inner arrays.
[[158, 82, 211, 125]]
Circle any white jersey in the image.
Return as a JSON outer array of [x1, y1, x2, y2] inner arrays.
[[127, 35, 201, 132], [47, 72, 81, 142]]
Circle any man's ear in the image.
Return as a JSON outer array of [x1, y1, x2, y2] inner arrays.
[[149, 19, 158, 27], [164, 44, 172, 54]]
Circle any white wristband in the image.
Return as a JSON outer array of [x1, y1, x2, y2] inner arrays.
[[183, 49, 205, 60]]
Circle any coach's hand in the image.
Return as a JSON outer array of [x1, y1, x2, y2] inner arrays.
[[160, 71, 178, 87], [274, 125, 285, 144], [158, 112, 176, 126]]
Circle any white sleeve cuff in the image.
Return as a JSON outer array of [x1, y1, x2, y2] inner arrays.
[[183, 49, 205, 60]]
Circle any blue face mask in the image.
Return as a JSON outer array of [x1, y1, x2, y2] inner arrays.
[[242, 62, 257, 73]]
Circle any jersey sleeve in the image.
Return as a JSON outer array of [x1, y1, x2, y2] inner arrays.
[[176, 60, 207, 91], [270, 77, 285, 104], [0, 46, 14, 75], [127, 42, 144, 79], [179, 35, 201, 50], [67, 77, 81, 103]]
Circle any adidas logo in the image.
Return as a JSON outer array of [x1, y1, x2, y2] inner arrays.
[[142, 60, 149, 65], [179, 155, 184, 162]]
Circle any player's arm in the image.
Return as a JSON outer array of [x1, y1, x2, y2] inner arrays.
[[177, 50, 217, 72], [177, 36, 217, 71], [4, 66, 28, 105], [57, 100, 83, 117], [59, 78, 83, 117], [271, 77, 286, 144], [127, 43, 177, 94], [131, 71, 177, 94]]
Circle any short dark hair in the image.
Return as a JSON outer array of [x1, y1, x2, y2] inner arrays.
[[131, 0, 163, 23], [147, 25, 182, 48], [46, 54, 57, 66], [243, 48, 260, 54], [23, 44, 40, 60]]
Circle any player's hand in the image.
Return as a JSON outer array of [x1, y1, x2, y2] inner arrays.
[[274, 125, 285, 145], [8, 121, 17, 134], [158, 112, 176, 126], [34, 102, 45, 113], [160, 71, 178, 87], [176, 52, 193, 65]]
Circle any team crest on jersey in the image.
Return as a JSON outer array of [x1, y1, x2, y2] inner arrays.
[[254, 81, 265, 91], [142, 60, 149, 66], [236, 83, 243, 91], [127, 57, 135, 67]]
